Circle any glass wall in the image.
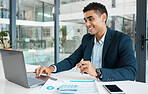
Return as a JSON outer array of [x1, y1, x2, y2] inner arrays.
[[0, 0, 9, 19], [0, 0, 9, 49], [59, 0, 88, 61], [15, 0, 55, 66], [108, 0, 136, 50]]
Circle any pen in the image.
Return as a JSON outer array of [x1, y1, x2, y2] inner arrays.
[[40, 74, 57, 81], [73, 64, 85, 74], [49, 76, 57, 81]]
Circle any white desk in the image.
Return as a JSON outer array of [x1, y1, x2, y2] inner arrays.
[[0, 61, 148, 94]]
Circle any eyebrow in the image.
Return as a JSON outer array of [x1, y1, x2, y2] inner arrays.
[[84, 16, 93, 20], [87, 16, 93, 19]]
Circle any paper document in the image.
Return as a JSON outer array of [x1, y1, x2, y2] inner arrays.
[[37, 79, 100, 94]]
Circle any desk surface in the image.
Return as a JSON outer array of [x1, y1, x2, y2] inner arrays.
[[0, 60, 148, 94]]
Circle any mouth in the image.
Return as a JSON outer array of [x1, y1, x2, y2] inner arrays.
[[88, 26, 94, 31]]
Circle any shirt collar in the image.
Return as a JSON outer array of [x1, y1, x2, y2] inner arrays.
[[94, 30, 107, 45]]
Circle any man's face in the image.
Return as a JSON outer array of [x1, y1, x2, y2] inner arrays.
[[84, 10, 105, 35]]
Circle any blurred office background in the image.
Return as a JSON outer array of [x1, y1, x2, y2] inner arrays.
[[0, 0, 148, 82]]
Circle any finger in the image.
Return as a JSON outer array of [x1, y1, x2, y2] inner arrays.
[[77, 61, 88, 68], [80, 64, 87, 71], [35, 67, 40, 77], [44, 68, 51, 77], [77, 61, 84, 68], [81, 68, 88, 74], [47, 70, 51, 77], [38, 67, 45, 77]]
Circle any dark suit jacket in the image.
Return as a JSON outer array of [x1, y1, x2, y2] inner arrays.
[[53, 27, 137, 81]]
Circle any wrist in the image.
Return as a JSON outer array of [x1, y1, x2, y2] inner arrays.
[[49, 66, 55, 72], [96, 68, 102, 79], [95, 69, 98, 77]]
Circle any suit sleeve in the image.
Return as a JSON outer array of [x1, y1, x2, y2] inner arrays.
[[101, 35, 137, 81]]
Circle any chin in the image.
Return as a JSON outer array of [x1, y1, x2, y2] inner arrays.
[[89, 33, 95, 35], [89, 32, 95, 35]]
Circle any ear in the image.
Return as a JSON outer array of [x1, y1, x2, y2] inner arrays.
[[101, 13, 107, 22]]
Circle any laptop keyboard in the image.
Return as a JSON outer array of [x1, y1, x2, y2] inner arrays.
[[28, 77, 44, 86]]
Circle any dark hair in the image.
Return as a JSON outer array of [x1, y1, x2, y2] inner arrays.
[[83, 2, 108, 23]]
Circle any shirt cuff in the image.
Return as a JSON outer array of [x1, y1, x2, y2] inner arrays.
[[52, 65, 57, 72]]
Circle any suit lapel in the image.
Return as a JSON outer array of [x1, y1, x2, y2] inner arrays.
[[84, 36, 94, 61], [102, 27, 112, 66]]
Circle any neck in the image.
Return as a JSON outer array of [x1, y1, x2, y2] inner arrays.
[[95, 26, 107, 43]]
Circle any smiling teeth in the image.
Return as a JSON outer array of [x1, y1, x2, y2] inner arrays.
[[89, 27, 93, 30]]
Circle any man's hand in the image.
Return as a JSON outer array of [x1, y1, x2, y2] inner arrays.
[[35, 66, 55, 78], [77, 61, 97, 77]]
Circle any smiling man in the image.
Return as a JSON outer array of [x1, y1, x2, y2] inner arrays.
[[36, 2, 137, 81]]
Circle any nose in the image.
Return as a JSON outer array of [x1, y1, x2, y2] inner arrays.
[[85, 21, 91, 27]]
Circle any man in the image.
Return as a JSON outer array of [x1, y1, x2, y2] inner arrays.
[[36, 2, 137, 81]]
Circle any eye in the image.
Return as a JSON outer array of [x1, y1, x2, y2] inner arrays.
[[89, 19, 93, 21], [89, 18, 93, 21]]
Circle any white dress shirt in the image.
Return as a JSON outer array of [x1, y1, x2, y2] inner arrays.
[[91, 31, 107, 69]]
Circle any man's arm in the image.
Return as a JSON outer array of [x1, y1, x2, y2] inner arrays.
[[52, 34, 91, 73], [35, 34, 91, 76]]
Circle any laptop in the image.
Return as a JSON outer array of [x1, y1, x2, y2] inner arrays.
[[0, 49, 48, 88]]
